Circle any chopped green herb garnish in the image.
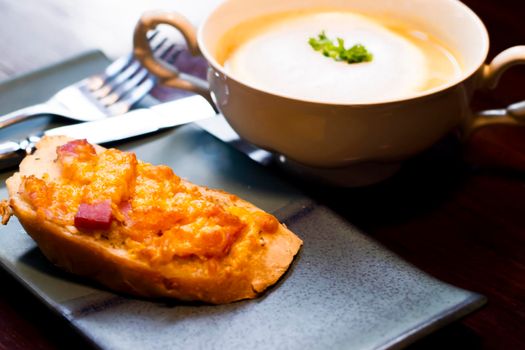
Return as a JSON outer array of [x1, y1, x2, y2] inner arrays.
[[308, 31, 373, 64]]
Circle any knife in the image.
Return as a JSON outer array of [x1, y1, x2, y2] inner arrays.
[[0, 95, 216, 170]]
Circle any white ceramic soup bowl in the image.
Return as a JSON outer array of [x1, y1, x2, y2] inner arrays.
[[134, 0, 525, 186]]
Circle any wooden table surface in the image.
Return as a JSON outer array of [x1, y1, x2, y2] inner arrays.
[[0, 0, 524, 349]]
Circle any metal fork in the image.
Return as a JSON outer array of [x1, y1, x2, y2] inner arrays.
[[0, 31, 180, 129]]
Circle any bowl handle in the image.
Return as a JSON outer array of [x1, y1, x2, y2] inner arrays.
[[465, 46, 525, 136], [133, 11, 212, 103]]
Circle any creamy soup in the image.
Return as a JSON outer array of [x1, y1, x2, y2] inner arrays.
[[217, 11, 463, 104]]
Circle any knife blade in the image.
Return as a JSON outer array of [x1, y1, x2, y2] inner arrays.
[[0, 95, 216, 170]]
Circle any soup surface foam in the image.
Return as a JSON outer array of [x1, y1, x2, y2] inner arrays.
[[217, 11, 463, 103]]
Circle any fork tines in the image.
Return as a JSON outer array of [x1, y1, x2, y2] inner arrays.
[[86, 30, 182, 114]]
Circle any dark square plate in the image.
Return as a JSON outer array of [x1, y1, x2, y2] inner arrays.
[[0, 50, 485, 350]]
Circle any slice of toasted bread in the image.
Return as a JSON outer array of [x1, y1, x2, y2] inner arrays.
[[5, 136, 302, 304]]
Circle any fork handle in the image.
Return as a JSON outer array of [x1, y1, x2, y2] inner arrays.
[[0, 135, 41, 170], [0, 103, 57, 129]]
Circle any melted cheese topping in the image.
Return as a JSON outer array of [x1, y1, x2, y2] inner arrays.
[[20, 140, 279, 263]]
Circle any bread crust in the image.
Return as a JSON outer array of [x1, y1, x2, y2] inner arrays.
[[6, 136, 302, 304]]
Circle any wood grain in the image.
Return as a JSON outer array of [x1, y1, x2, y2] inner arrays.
[[0, 0, 524, 349]]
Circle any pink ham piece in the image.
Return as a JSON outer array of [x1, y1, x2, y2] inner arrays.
[[57, 139, 94, 155], [74, 200, 112, 230]]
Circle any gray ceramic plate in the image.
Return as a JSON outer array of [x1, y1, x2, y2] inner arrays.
[[0, 51, 485, 350]]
